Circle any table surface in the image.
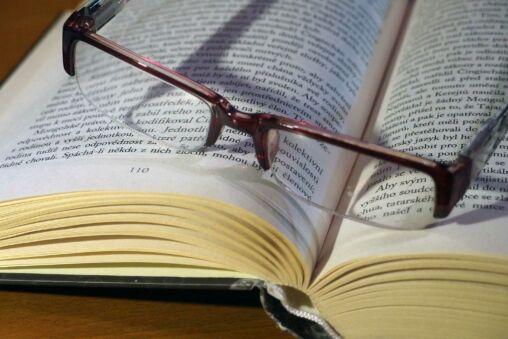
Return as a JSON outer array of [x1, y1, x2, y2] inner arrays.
[[0, 2, 289, 338]]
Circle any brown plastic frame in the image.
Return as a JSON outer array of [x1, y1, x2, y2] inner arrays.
[[62, 0, 496, 220]]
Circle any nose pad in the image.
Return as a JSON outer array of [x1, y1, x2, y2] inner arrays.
[[266, 129, 280, 168], [204, 109, 224, 147]]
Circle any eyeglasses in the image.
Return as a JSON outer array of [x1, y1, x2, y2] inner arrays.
[[62, 0, 508, 229]]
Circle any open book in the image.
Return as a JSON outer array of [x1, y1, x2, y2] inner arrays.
[[1, 0, 507, 337]]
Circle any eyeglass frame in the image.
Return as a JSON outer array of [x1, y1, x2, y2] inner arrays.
[[62, 0, 508, 221]]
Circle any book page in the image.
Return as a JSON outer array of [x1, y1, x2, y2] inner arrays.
[[0, 0, 393, 271], [317, 0, 508, 276]]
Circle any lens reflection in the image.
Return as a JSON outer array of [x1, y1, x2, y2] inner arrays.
[[270, 130, 436, 229], [75, 41, 211, 150]]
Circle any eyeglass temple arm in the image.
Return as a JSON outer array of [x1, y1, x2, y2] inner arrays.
[[459, 102, 508, 183]]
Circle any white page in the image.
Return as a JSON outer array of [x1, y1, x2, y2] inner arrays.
[[0, 0, 392, 271], [318, 0, 508, 276]]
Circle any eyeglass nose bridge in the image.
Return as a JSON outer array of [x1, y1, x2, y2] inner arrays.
[[205, 101, 279, 171]]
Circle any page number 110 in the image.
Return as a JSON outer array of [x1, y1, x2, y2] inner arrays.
[[130, 167, 150, 174]]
